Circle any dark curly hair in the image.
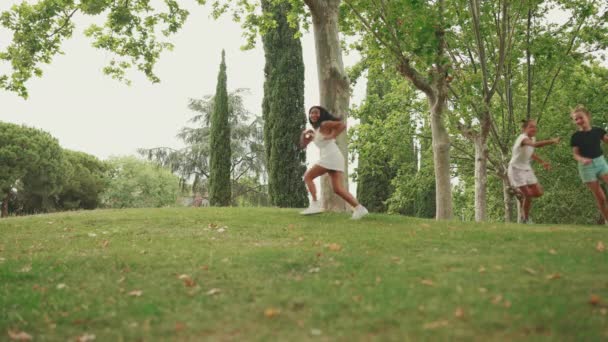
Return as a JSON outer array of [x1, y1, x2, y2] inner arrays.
[[308, 106, 341, 128]]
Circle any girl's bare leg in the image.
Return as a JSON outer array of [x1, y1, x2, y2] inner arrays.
[[328, 171, 359, 208], [303, 165, 329, 202]]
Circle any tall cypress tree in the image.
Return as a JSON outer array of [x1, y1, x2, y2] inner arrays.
[[209, 50, 231, 206], [261, 0, 308, 207]]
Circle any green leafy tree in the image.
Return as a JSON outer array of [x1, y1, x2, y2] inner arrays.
[[102, 156, 180, 208], [0, 122, 64, 217], [57, 150, 109, 210], [209, 50, 231, 206], [261, 0, 307, 208], [0, 0, 189, 98], [139, 88, 267, 206], [350, 64, 418, 213]]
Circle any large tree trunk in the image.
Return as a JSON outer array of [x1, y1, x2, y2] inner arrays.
[[1, 192, 9, 218], [428, 89, 453, 219], [474, 135, 489, 221], [305, 0, 350, 212]]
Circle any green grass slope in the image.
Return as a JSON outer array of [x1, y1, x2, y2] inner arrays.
[[1, 208, 607, 341]]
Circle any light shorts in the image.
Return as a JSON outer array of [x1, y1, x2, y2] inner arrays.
[[508, 165, 538, 188], [578, 156, 608, 183]]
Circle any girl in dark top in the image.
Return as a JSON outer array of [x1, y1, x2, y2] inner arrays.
[[570, 105, 608, 223]]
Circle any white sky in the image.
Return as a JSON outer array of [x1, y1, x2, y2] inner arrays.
[[0, 1, 366, 163]]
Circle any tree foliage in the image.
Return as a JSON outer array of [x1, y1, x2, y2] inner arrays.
[[0, 0, 189, 98], [0, 121, 65, 216], [261, 0, 308, 208], [139, 88, 267, 206], [101, 156, 180, 208]]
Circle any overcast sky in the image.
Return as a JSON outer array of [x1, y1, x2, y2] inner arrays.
[[0, 1, 366, 162]]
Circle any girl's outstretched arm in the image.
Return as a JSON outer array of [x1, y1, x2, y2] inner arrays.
[[521, 137, 560, 148], [531, 154, 551, 170]]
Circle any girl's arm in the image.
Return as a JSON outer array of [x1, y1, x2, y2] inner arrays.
[[531, 154, 550, 170], [299, 129, 314, 149], [572, 146, 592, 165], [320, 121, 346, 139], [602, 134, 608, 144], [521, 137, 560, 148]]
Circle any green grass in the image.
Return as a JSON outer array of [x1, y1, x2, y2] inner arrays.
[[1, 208, 607, 341]]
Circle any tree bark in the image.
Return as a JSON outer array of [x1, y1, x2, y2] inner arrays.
[[428, 87, 453, 219], [473, 134, 489, 222], [502, 176, 515, 222], [305, 0, 351, 212], [1, 192, 9, 218]]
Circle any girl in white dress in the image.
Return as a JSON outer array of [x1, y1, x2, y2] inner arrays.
[[299, 106, 368, 219]]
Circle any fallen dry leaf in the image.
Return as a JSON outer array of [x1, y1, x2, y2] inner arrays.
[[492, 295, 503, 305], [352, 295, 363, 302], [88, 233, 97, 238], [420, 279, 435, 287], [76, 333, 96, 342], [423, 320, 449, 329], [600, 308, 607, 316], [549, 249, 557, 255], [7, 330, 32, 341], [478, 287, 488, 293], [310, 329, 322, 336], [18, 265, 32, 273], [101, 240, 109, 249], [546, 273, 561, 280], [208, 223, 218, 229], [264, 308, 281, 318], [590, 294, 601, 306], [327, 243, 342, 252], [178, 274, 196, 287], [175, 322, 186, 332], [523, 267, 537, 275], [597, 241, 605, 252], [127, 290, 143, 297], [454, 307, 465, 319], [308, 267, 320, 273], [478, 266, 486, 273], [206, 288, 221, 296], [503, 300, 512, 308], [376, 277, 382, 284], [56, 283, 67, 290], [421, 223, 431, 228]]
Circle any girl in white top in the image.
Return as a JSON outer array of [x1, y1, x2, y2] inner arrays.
[[508, 119, 560, 223], [299, 106, 368, 219]]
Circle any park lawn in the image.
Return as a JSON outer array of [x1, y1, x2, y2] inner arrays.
[[1, 207, 607, 341]]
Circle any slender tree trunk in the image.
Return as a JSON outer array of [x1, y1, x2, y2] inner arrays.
[[474, 134, 489, 221], [306, 0, 350, 212], [429, 89, 453, 219], [1, 192, 9, 218], [502, 176, 515, 222], [526, 8, 532, 119]]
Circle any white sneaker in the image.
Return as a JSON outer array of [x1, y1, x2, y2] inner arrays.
[[351, 205, 369, 220], [300, 201, 323, 215]]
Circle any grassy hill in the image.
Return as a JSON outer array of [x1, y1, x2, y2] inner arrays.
[[1, 208, 607, 341]]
